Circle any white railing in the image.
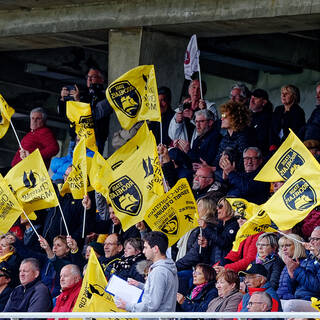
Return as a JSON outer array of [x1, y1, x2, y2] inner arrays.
[[0, 312, 319, 319]]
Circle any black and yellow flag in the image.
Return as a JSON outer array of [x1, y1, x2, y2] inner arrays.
[[261, 164, 320, 230], [60, 138, 93, 199], [144, 178, 198, 247], [0, 94, 15, 139], [227, 198, 275, 251], [0, 173, 24, 233], [107, 121, 149, 170], [66, 101, 98, 151], [105, 127, 164, 231], [106, 65, 161, 130], [73, 248, 126, 315], [255, 129, 320, 182], [5, 149, 59, 214]]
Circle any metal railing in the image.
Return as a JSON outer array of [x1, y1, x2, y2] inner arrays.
[[1, 312, 319, 319]]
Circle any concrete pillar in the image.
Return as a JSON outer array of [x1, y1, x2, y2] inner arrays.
[[107, 27, 188, 155]]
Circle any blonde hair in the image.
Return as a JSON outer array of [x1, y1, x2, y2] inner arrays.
[[278, 234, 306, 260]]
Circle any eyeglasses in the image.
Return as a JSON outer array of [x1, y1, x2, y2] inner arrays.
[[309, 237, 320, 242], [217, 203, 224, 209], [280, 243, 293, 248], [256, 243, 270, 248], [195, 119, 209, 124], [248, 301, 264, 307], [193, 271, 203, 276], [221, 113, 228, 119], [243, 157, 260, 162]]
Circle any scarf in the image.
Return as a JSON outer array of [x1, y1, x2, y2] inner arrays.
[[190, 282, 207, 300], [113, 252, 144, 272], [0, 251, 14, 263], [255, 252, 275, 264]]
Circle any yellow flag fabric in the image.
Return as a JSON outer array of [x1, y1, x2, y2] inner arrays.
[[73, 248, 126, 316], [255, 129, 320, 182], [227, 198, 276, 251], [0, 94, 15, 139], [60, 139, 93, 199], [261, 164, 320, 230], [5, 149, 59, 214], [144, 178, 198, 247], [0, 173, 24, 234], [105, 128, 164, 231], [107, 122, 149, 170], [89, 151, 110, 196], [66, 101, 98, 151], [106, 65, 161, 130], [311, 297, 320, 312]]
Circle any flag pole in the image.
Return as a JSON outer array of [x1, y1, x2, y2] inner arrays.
[[58, 202, 70, 236], [199, 228, 202, 254], [276, 229, 305, 244], [82, 207, 86, 238], [9, 120, 22, 150], [198, 63, 204, 100], [23, 211, 40, 239]]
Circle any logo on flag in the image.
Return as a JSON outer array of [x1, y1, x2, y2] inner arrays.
[[108, 80, 141, 118], [283, 178, 316, 211], [108, 176, 142, 216], [161, 215, 179, 235], [23, 171, 37, 189], [79, 115, 94, 129], [275, 148, 305, 180]]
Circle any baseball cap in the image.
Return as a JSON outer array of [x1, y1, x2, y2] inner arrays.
[[239, 263, 268, 278]]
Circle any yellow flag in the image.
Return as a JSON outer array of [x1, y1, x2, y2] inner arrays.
[[227, 198, 275, 251], [0, 173, 24, 234], [107, 122, 149, 170], [106, 65, 161, 130], [5, 149, 59, 214], [73, 248, 126, 316], [255, 129, 320, 182], [66, 101, 98, 151], [105, 128, 164, 231], [144, 178, 199, 247], [89, 151, 110, 196], [60, 138, 93, 199], [0, 94, 15, 139], [311, 297, 320, 313], [261, 164, 320, 230]]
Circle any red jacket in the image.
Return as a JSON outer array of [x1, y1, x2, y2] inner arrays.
[[11, 126, 59, 169], [50, 280, 82, 318], [223, 233, 261, 273], [301, 208, 320, 239]]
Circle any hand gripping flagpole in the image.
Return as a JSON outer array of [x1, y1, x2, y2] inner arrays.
[[9, 120, 22, 150]]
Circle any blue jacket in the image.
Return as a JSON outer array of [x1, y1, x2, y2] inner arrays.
[[179, 281, 218, 312], [4, 278, 52, 315], [290, 254, 320, 300], [227, 169, 270, 205], [277, 265, 295, 300], [239, 281, 282, 312]]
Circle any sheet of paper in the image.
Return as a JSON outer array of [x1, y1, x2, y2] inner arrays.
[[105, 274, 143, 304]]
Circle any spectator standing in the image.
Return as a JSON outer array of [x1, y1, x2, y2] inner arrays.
[[11, 107, 59, 169]]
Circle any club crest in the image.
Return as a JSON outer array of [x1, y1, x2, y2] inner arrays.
[[108, 80, 141, 118], [161, 215, 178, 235], [283, 178, 316, 211], [275, 148, 305, 180], [108, 176, 142, 216]]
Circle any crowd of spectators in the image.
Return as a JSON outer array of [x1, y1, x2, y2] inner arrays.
[[2, 68, 320, 318]]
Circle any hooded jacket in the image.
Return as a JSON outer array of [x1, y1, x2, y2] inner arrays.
[[126, 258, 178, 318]]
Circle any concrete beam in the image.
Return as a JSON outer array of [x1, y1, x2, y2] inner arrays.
[[0, 0, 319, 38]]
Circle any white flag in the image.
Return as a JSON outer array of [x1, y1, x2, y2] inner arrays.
[[184, 34, 200, 80]]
